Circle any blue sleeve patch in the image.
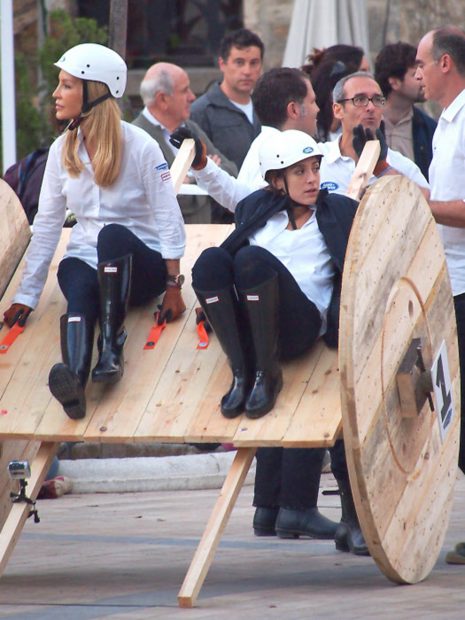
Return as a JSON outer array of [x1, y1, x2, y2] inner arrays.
[[156, 162, 169, 171], [320, 181, 339, 191]]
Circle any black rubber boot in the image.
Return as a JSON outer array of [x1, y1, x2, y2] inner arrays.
[[194, 286, 250, 418], [92, 255, 132, 384], [48, 314, 94, 419], [334, 478, 370, 556], [275, 507, 339, 539], [240, 275, 283, 419], [253, 507, 279, 536]]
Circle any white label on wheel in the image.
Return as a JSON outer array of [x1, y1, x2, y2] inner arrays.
[[432, 340, 454, 441]]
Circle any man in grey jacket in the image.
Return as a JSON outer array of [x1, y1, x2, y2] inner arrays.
[[132, 62, 237, 223], [190, 28, 263, 171]]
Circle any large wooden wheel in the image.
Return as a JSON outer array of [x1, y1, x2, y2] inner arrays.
[[339, 175, 460, 583]]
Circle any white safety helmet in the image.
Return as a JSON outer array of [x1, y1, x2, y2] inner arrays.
[[55, 43, 127, 98], [259, 129, 323, 180]]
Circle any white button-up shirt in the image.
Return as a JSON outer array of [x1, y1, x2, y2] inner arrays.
[[429, 88, 465, 296], [318, 137, 429, 194], [14, 121, 185, 309], [249, 210, 334, 332]]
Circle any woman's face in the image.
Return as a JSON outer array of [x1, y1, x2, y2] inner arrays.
[[273, 155, 321, 206], [53, 70, 83, 121]]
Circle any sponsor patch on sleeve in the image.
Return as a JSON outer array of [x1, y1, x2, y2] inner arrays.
[[320, 181, 339, 191], [156, 162, 169, 171], [160, 171, 171, 182]]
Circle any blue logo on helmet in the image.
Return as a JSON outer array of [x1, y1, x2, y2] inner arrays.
[[321, 181, 339, 191], [303, 146, 314, 154]]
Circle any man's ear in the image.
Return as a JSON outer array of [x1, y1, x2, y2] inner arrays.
[[440, 53, 453, 73], [218, 56, 226, 72], [155, 91, 169, 110], [286, 100, 300, 119], [332, 101, 344, 121], [388, 76, 401, 92]]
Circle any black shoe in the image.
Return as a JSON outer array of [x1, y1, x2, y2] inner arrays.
[[275, 507, 339, 539], [194, 286, 251, 418], [335, 478, 370, 556], [253, 507, 279, 536], [240, 275, 283, 419], [92, 255, 132, 384], [49, 314, 94, 420], [49, 363, 86, 420]]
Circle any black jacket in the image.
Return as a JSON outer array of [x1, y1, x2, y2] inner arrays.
[[221, 188, 358, 347], [190, 82, 261, 170], [412, 106, 437, 181]]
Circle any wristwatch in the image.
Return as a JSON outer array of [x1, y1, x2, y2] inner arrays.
[[166, 274, 185, 289]]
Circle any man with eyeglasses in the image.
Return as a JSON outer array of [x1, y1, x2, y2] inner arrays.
[[415, 26, 465, 565], [318, 71, 429, 197]]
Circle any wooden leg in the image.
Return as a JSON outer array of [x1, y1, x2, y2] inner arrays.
[[177, 446, 257, 608], [0, 441, 58, 577]]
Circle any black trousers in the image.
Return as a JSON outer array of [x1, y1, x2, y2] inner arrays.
[[192, 244, 348, 509], [254, 442, 348, 510], [192, 245, 322, 359], [57, 224, 167, 324]]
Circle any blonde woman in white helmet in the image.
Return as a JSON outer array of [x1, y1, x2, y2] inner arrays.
[[3, 43, 186, 420], [192, 129, 369, 555]]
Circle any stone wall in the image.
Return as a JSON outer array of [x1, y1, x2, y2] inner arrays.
[[244, 0, 465, 67]]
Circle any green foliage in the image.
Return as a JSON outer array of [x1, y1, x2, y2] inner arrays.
[[14, 52, 47, 155], [39, 9, 108, 102]]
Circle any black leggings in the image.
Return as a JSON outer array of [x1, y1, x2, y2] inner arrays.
[[192, 244, 322, 360], [57, 224, 167, 324]]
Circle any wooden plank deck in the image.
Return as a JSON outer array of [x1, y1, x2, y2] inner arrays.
[[0, 226, 342, 447]]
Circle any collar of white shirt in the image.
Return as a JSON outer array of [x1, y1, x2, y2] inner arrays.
[[323, 136, 347, 163], [442, 88, 465, 123]]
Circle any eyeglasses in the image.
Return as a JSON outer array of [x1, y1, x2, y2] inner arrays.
[[337, 94, 386, 108]]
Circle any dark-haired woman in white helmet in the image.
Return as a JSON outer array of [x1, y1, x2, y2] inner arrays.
[[192, 129, 368, 555], [3, 43, 186, 420]]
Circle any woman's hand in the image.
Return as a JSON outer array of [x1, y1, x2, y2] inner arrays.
[[158, 287, 186, 324], [3, 303, 33, 328]]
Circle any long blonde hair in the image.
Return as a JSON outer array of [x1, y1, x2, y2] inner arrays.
[[62, 80, 123, 187]]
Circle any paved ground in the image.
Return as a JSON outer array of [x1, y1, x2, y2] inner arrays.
[[0, 471, 464, 619]]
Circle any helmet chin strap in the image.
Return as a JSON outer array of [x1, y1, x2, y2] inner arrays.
[[282, 174, 310, 230], [67, 81, 113, 131]]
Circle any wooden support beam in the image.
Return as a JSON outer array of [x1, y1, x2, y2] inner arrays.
[[177, 447, 256, 608], [0, 442, 57, 576], [170, 139, 195, 194], [346, 141, 381, 201]]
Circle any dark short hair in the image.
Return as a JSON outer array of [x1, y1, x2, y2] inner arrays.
[[432, 26, 465, 76], [219, 28, 265, 61], [374, 42, 417, 97], [252, 68, 309, 129]]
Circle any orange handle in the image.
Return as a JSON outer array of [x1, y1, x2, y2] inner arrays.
[[0, 323, 26, 354], [196, 320, 209, 349], [143, 312, 167, 350]]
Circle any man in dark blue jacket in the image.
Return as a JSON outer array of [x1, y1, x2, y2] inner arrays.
[[375, 41, 437, 180]]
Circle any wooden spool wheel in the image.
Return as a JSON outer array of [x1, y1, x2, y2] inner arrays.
[[339, 175, 460, 584]]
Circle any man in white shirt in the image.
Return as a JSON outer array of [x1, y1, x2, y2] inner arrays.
[[415, 25, 465, 564], [185, 71, 429, 210], [319, 72, 430, 197], [186, 67, 319, 212]]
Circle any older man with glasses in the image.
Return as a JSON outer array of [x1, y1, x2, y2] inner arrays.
[[318, 71, 430, 197]]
